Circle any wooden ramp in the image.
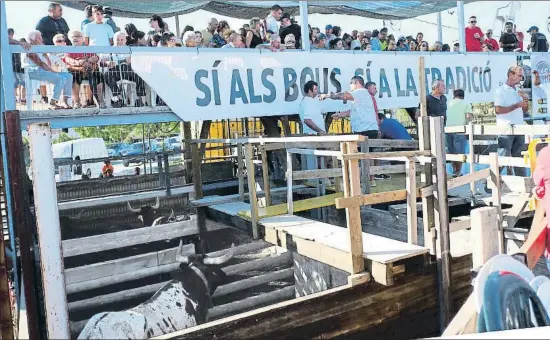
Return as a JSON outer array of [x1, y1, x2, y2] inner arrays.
[[261, 214, 429, 286]]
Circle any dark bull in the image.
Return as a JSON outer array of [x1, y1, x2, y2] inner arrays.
[[126, 197, 176, 226], [78, 241, 235, 339]]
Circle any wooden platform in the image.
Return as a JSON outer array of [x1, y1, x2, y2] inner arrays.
[[261, 214, 429, 285]]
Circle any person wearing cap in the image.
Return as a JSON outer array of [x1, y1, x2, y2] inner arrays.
[[102, 6, 119, 33], [324, 24, 336, 48], [369, 29, 382, 51], [396, 36, 409, 51], [499, 21, 519, 52], [528, 26, 549, 52], [312, 33, 327, 50], [279, 13, 301, 48]]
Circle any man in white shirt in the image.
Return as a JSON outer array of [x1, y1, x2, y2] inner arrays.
[[494, 65, 529, 176], [300, 80, 328, 135], [264, 5, 282, 34], [321, 76, 381, 187], [83, 6, 114, 46]]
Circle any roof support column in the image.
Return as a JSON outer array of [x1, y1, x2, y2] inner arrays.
[[457, 1, 466, 53], [175, 15, 181, 38], [437, 11, 443, 43], [299, 1, 310, 50]]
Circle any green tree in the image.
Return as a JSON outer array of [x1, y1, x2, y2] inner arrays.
[[52, 133, 75, 144]]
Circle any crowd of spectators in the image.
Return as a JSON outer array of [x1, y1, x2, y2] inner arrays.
[[6, 2, 549, 109]]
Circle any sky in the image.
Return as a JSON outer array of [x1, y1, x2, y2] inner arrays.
[[4, 0, 550, 44]]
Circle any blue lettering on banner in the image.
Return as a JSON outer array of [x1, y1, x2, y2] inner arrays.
[[330, 68, 342, 92], [394, 69, 405, 97], [300, 67, 315, 96], [247, 69, 262, 104], [456, 67, 466, 91], [212, 69, 221, 105], [379, 69, 391, 98], [445, 67, 455, 92], [195, 69, 211, 107], [406, 68, 417, 97], [283, 68, 299, 102], [230, 69, 248, 104], [261, 68, 276, 103]]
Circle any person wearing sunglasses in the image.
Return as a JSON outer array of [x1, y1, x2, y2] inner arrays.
[[465, 15, 484, 52]]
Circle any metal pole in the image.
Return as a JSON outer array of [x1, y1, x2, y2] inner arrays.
[[299, 1, 310, 50], [175, 15, 181, 38], [30, 123, 71, 338], [437, 11, 443, 43], [163, 152, 171, 195], [457, 1, 466, 53], [0, 1, 20, 309]]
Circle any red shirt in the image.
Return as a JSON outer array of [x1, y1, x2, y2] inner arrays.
[[486, 38, 499, 51], [66, 52, 95, 60], [515, 31, 524, 51], [465, 26, 484, 51]]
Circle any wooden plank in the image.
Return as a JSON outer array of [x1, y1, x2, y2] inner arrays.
[[292, 168, 342, 180], [190, 195, 240, 208], [388, 196, 470, 215], [447, 154, 529, 168], [336, 189, 409, 209], [65, 243, 196, 285], [237, 143, 245, 201], [406, 159, 418, 245], [468, 121, 475, 205], [260, 148, 271, 206], [520, 204, 547, 269], [286, 150, 293, 215], [239, 193, 344, 219], [191, 135, 366, 145], [341, 150, 432, 161], [343, 142, 365, 275], [449, 219, 471, 233], [61, 217, 229, 257], [213, 268, 293, 298], [489, 153, 504, 254], [447, 168, 491, 191], [419, 117, 435, 253], [430, 117, 453, 331], [261, 215, 428, 265], [360, 141, 370, 195], [245, 144, 259, 239], [471, 207, 499, 269], [287, 148, 342, 158], [366, 139, 419, 148]]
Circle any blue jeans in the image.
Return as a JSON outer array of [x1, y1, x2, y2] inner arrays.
[[27, 69, 73, 101], [446, 134, 467, 154], [13, 73, 24, 89]]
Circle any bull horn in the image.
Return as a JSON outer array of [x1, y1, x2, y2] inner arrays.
[[151, 216, 164, 227], [127, 201, 140, 213], [203, 243, 235, 265], [168, 209, 175, 221], [151, 197, 160, 210], [175, 240, 190, 264]]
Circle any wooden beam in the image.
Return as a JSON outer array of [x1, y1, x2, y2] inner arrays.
[[468, 121, 475, 205], [430, 117, 452, 331], [471, 207, 499, 269], [286, 150, 294, 215], [504, 192, 532, 230], [336, 189, 411, 209], [449, 218, 470, 233], [406, 159, 418, 245], [446, 154, 529, 168], [447, 168, 491, 191], [359, 141, 370, 195], [260, 148, 271, 206], [370, 164, 406, 175], [191, 135, 366, 144], [287, 148, 342, 157], [419, 117, 436, 254], [341, 150, 432, 161], [489, 153, 504, 254], [519, 203, 547, 269], [237, 143, 245, 201], [292, 168, 342, 180], [61, 217, 228, 257], [245, 144, 259, 239]]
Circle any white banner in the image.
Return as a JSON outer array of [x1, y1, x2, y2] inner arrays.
[[131, 51, 516, 122], [531, 54, 549, 118]]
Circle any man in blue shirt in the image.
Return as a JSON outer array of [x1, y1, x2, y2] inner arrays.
[[378, 114, 412, 140]]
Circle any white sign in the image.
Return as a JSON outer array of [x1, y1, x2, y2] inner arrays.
[[131, 51, 516, 122]]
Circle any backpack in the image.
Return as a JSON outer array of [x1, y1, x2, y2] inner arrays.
[[533, 32, 549, 52]]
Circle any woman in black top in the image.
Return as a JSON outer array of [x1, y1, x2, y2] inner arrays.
[[246, 18, 264, 49]]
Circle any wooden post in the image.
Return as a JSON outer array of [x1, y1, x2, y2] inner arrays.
[[182, 122, 193, 183], [468, 121, 475, 206], [471, 207, 499, 269], [320, 156, 328, 222], [419, 117, 436, 253], [429, 117, 452, 332], [332, 156, 342, 192], [260, 147, 271, 206], [28, 123, 70, 339], [246, 144, 259, 239], [360, 141, 370, 194], [406, 158, 418, 245], [237, 142, 245, 201], [341, 142, 366, 276], [286, 150, 294, 215], [489, 152, 504, 254], [191, 142, 208, 253]]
